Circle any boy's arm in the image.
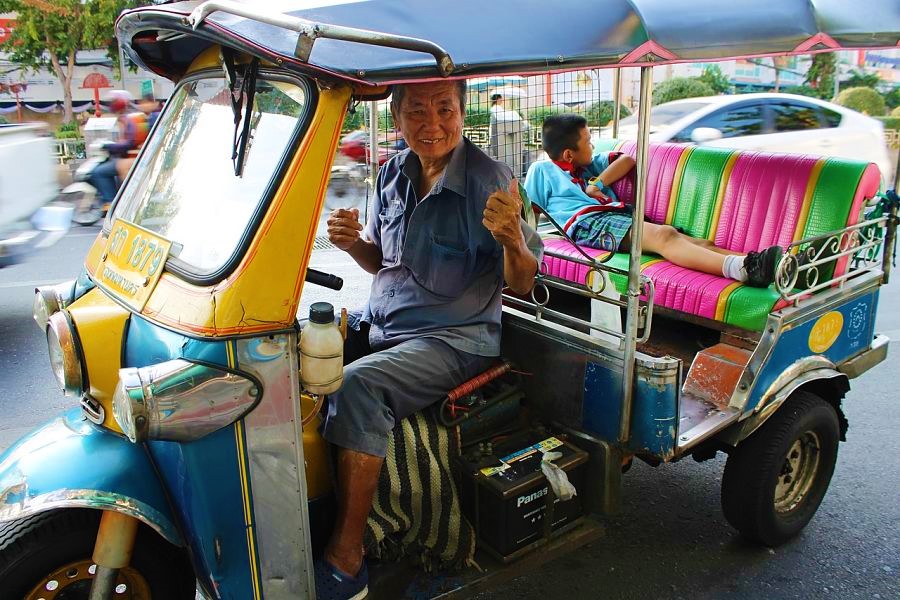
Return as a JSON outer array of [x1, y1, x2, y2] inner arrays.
[[591, 153, 635, 188]]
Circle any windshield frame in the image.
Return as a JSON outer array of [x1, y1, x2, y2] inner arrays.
[[105, 68, 318, 286]]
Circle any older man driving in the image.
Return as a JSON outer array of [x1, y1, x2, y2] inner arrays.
[[320, 79, 542, 600]]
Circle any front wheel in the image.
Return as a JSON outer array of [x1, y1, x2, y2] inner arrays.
[[0, 509, 196, 599], [721, 391, 840, 546]]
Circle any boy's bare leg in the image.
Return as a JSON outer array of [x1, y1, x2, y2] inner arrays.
[[325, 448, 383, 577], [685, 235, 743, 256], [639, 222, 742, 276]]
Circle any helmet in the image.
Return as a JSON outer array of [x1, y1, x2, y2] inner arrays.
[[110, 97, 129, 113], [107, 89, 133, 113]]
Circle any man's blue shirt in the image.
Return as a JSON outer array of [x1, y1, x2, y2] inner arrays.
[[360, 138, 543, 357]]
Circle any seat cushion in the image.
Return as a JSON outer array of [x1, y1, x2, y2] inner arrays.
[[542, 238, 784, 331]]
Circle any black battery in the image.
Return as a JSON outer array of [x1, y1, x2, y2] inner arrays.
[[457, 430, 588, 562]]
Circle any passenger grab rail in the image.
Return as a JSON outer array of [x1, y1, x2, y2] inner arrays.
[[502, 268, 655, 349], [187, 0, 456, 76], [775, 214, 892, 304]]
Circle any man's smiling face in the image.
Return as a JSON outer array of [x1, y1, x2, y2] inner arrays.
[[392, 81, 464, 164]]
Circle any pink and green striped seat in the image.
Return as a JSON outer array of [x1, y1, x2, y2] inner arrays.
[[540, 141, 882, 331]]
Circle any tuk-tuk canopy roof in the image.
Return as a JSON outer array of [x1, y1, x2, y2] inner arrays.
[[119, 0, 900, 84]]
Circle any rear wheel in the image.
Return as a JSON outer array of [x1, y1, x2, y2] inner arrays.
[[0, 509, 195, 599], [721, 391, 840, 546]]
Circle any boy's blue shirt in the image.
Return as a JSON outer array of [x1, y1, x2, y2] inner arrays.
[[524, 151, 625, 233]]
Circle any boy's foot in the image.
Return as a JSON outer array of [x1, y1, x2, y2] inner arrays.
[[314, 559, 368, 600], [744, 246, 783, 288]]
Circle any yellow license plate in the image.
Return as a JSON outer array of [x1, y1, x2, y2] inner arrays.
[[95, 219, 172, 311]]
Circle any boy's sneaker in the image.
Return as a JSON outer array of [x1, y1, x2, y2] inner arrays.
[[314, 559, 368, 600], [744, 246, 783, 288]]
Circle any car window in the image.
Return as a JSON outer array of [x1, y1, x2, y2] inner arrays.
[[620, 101, 713, 128], [771, 102, 822, 132], [821, 108, 842, 128], [671, 104, 764, 141]]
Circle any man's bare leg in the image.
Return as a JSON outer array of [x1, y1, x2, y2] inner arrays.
[[325, 448, 384, 577]]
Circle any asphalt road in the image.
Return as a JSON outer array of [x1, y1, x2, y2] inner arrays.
[[1, 213, 898, 600]]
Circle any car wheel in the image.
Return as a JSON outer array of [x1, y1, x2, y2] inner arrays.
[[0, 509, 195, 599], [721, 391, 840, 546]]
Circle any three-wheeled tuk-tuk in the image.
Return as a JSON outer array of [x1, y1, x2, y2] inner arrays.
[[0, 0, 897, 598]]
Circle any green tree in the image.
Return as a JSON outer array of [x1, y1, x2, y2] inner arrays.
[[0, 0, 144, 124], [842, 69, 880, 90], [652, 77, 714, 105], [882, 86, 900, 110], [697, 65, 730, 94], [835, 86, 887, 116], [804, 53, 836, 99]]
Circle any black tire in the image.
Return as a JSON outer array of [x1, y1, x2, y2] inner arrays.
[[721, 391, 840, 546], [0, 509, 195, 599]]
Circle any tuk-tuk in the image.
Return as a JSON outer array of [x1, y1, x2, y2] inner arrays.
[[1, 0, 897, 598]]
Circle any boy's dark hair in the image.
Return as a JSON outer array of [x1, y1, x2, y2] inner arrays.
[[542, 113, 587, 159]]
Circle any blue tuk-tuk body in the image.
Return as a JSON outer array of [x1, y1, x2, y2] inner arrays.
[[0, 1, 897, 598]]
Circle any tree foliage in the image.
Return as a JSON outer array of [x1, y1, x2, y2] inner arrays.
[[652, 77, 714, 105], [881, 86, 900, 110], [804, 53, 836, 99], [842, 69, 881, 90], [0, 0, 144, 123], [835, 86, 887, 116], [697, 65, 730, 95]]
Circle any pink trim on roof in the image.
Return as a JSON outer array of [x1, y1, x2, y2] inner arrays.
[[794, 33, 840, 52], [620, 41, 677, 64]]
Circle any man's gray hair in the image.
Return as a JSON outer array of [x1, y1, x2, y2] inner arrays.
[[390, 80, 467, 115]]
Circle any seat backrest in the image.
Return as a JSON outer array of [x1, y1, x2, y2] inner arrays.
[[598, 141, 881, 277]]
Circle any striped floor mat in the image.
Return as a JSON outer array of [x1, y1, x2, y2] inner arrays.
[[365, 410, 475, 570]]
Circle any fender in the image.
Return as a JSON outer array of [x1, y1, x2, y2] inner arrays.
[[0, 408, 182, 546], [729, 356, 849, 444], [61, 181, 97, 197]]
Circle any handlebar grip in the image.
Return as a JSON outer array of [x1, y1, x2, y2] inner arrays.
[[305, 268, 343, 290]]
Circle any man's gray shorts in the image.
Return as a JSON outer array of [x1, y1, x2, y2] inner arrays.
[[321, 326, 494, 457]]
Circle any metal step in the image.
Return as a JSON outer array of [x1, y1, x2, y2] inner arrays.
[[676, 392, 741, 452]]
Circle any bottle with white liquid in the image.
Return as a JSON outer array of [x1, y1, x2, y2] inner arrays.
[[299, 302, 344, 395]]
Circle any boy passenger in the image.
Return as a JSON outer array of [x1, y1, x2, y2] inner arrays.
[[524, 114, 785, 287]]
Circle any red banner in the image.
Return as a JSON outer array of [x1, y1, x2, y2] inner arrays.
[[0, 19, 15, 45]]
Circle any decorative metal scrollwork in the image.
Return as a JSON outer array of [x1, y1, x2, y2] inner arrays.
[[776, 216, 887, 303]]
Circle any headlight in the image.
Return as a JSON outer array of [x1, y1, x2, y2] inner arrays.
[[112, 370, 147, 443], [33, 280, 75, 331], [112, 359, 260, 443], [46, 311, 84, 397]]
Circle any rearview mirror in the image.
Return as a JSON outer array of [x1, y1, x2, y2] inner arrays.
[[691, 127, 723, 144]]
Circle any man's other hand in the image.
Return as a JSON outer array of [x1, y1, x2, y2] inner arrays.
[[484, 179, 525, 248], [327, 208, 363, 251]]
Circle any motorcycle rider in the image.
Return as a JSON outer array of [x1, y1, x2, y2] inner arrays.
[[87, 92, 148, 209]]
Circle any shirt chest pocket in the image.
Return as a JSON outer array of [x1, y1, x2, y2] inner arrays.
[[378, 206, 405, 265], [407, 234, 473, 299]]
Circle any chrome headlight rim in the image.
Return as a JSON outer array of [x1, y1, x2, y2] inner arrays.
[[46, 310, 85, 397], [33, 280, 75, 331]]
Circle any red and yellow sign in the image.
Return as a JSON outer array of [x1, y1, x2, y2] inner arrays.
[[95, 219, 172, 312]]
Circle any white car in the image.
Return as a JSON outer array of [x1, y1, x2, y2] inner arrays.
[[607, 93, 891, 184]]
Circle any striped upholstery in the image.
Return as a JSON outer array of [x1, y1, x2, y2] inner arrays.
[[540, 144, 881, 331]]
